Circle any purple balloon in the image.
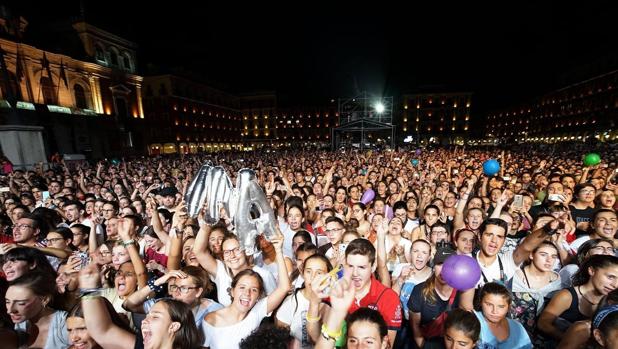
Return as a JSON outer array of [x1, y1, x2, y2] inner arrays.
[[441, 255, 481, 290], [415, 149, 421, 156], [360, 189, 375, 205]]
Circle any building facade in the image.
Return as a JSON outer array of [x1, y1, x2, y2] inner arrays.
[[401, 92, 473, 145], [485, 70, 618, 143], [0, 15, 145, 159]]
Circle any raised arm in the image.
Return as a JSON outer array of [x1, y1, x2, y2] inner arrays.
[[314, 273, 356, 349], [149, 199, 170, 246], [266, 228, 292, 313], [513, 216, 560, 266], [193, 214, 218, 277], [79, 264, 136, 349], [375, 220, 391, 287], [118, 218, 148, 288]]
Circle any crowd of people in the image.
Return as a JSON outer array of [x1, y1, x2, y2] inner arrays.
[[0, 142, 617, 349]]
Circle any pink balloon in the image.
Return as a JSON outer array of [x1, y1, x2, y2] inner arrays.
[[360, 189, 375, 205]]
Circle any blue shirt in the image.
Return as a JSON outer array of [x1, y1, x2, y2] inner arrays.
[[474, 311, 532, 349]]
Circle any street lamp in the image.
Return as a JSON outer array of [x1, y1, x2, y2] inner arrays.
[[375, 102, 385, 114]]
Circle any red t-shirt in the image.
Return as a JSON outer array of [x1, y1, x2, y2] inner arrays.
[[347, 277, 403, 330], [145, 248, 168, 267]]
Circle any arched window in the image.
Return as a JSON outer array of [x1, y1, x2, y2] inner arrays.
[[95, 45, 106, 62], [40, 76, 57, 105], [109, 49, 118, 66], [74, 84, 87, 109], [122, 54, 132, 71]]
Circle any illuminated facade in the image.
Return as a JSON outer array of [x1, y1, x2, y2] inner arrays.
[[141, 75, 244, 154], [0, 15, 144, 157], [401, 92, 472, 144], [486, 70, 618, 143]]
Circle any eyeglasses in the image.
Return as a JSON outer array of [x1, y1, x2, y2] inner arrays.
[[223, 247, 244, 258], [44, 237, 65, 244], [324, 228, 344, 234], [168, 285, 199, 294], [13, 224, 34, 230]]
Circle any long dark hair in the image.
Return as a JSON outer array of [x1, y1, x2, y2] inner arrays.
[[573, 255, 618, 287], [346, 308, 388, 341], [292, 253, 332, 314], [157, 299, 204, 349], [2, 247, 57, 278], [445, 309, 481, 343]]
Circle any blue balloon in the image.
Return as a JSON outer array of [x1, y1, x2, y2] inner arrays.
[[411, 159, 419, 166], [483, 159, 500, 176]]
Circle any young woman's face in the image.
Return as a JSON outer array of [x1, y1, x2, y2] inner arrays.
[[352, 205, 366, 221], [302, 257, 329, 287], [530, 245, 559, 272], [466, 209, 483, 230], [600, 191, 616, 208], [292, 236, 308, 253], [182, 238, 198, 266], [112, 245, 130, 268], [481, 294, 510, 324], [2, 257, 32, 282], [67, 316, 98, 349], [430, 226, 448, 245], [424, 208, 439, 226], [455, 230, 476, 255], [5, 285, 45, 323], [115, 263, 138, 297], [168, 276, 203, 305], [410, 241, 431, 270], [96, 245, 113, 265], [588, 241, 615, 257], [143, 235, 162, 251], [222, 239, 247, 270], [232, 275, 261, 312], [388, 218, 403, 236], [467, 197, 483, 210], [347, 320, 388, 349], [208, 229, 225, 255], [578, 186, 596, 203], [444, 327, 476, 349], [287, 207, 303, 231], [590, 265, 618, 295], [141, 302, 178, 349], [336, 188, 347, 203], [373, 201, 385, 215]]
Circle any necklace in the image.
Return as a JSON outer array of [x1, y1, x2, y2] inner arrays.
[[577, 286, 599, 305]]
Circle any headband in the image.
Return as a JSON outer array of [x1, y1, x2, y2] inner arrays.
[[593, 305, 618, 329]]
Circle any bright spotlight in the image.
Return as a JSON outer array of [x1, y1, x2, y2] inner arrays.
[[375, 102, 385, 113]]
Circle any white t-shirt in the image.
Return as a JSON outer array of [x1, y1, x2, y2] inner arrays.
[[213, 260, 277, 306], [476, 250, 519, 288], [570, 235, 591, 254], [276, 291, 313, 349], [403, 218, 420, 234], [202, 298, 269, 349]]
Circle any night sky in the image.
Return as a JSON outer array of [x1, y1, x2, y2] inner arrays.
[[12, 1, 617, 115]]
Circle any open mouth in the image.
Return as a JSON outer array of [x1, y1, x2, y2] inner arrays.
[[239, 298, 251, 307], [117, 281, 126, 292], [142, 329, 152, 345], [72, 342, 88, 349]]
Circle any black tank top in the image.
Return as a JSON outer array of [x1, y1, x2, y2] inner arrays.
[[560, 287, 587, 323]]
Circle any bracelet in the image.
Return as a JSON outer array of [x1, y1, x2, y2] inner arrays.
[[321, 323, 342, 341], [147, 278, 164, 293], [122, 239, 136, 247], [306, 313, 321, 323], [79, 287, 102, 297], [81, 295, 101, 300]]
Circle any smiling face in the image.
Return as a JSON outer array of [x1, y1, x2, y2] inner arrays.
[[141, 302, 178, 349], [222, 238, 247, 270], [67, 316, 98, 349], [231, 274, 262, 313], [593, 211, 618, 240], [287, 206, 303, 231], [2, 257, 32, 281]]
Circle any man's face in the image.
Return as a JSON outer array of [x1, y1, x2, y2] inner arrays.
[[480, 224, 507, 257], [45, 232, 69, 250], [106, 218, 119, 239], [562, 176, 575, 189], [64, 205, 81, 223], [102, 204, 116, 220], [12, 218, 37, 243], [547, 182, 564, 195], [162, 195, 175, 208], [325, 221, 344, 245], [345, 254, 374, 291], [70, 227, 87, 247], [593, 211, 618, 239]]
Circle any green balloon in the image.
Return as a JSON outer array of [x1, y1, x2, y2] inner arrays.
[[583, 153, 601, 167]]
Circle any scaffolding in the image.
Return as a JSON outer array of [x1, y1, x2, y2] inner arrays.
[[332, 92, 395, 151]]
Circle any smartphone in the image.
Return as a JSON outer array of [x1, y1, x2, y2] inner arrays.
[[42, 191, 50, 201], [547, 194, 565, 202], [338, 243, 348, 256], [502, 176, 511, 181], [513, 194, 523, 208], [452, 169, 459, 174], [0, 187, 10, 193]]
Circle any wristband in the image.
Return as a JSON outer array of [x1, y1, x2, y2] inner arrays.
[[122, 239, 136, 247], [147, 278, 164, 293], [79, 287, 103, 297], [306, 313, 321, 323], [321, 323, 342, 341]]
